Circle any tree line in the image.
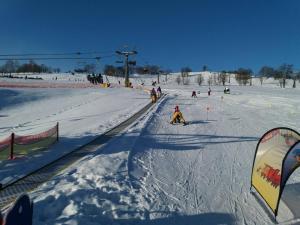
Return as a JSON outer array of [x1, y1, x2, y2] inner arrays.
[[258, 64, 300, 88], [0, 60, 60, 74], [175, 64, 300, 88], [103, 64, 172, 76]]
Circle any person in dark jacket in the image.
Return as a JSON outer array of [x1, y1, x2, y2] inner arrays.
[[157, 86, 162, 98], [151, 88, 157, 103], [192, 91, 197, 98]]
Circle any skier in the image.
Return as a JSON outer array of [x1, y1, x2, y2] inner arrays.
[[157, 86, 162, 98], [150, 88, 157, 103], [208, 87, 211, 96], [191, 91, 197, 98], [170, 105, 187, 125], [224, 87, 230, 94]]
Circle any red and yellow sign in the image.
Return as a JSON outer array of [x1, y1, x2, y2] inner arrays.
[[251, 128, 300, 214]]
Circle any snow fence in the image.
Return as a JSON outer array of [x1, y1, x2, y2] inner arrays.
[[0, 123, 59, 161]]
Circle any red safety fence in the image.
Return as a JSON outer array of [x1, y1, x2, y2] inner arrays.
[[0, 123, 59, 161], [0, 137, 11, 161]]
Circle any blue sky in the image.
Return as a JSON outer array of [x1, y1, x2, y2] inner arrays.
[[1, 0, 300, 73]]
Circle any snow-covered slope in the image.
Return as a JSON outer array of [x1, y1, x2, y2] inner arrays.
[[30, 84, 300, 224], [0, 87, 150, 185]]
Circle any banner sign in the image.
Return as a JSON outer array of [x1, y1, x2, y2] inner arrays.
[[251, 128, 300, 215], [281, 142, 300, 190], [3, 194, 33, 225]]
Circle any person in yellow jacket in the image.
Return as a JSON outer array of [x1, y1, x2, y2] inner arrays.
[[170, 105, 187, 125]]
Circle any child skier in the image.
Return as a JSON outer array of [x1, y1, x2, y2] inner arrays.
[[192, 91, 197, 98], [151, 88, 157, 103], [224, 87, 230, 94], [170, 106, 187, 125], [157, 86, 162, 98]]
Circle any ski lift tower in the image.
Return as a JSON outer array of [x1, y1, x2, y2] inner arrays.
[[115, 50, 137, 87]]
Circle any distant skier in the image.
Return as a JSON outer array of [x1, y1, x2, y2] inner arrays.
[[170, 105, 187, 125], [191, 91, 197, 98], [157, 86, 162, 98], [151, 88, 157, 103], [208, 87, 211, 96], [224, 87, 230, 94]]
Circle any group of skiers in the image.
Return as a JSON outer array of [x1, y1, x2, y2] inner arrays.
[[156, 86, 230, 126], [191, 87, 212, 98], [150, 86, 162, 103]]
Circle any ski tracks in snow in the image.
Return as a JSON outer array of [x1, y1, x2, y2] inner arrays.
[[128, 91, 274, 224]]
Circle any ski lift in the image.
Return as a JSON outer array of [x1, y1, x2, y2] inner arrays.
[[143, 62, 149, 73], [94, 57, 102, 74]]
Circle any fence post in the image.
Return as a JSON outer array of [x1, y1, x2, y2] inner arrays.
[[10, 133, 14, 160], [56, 122, 59, 142]]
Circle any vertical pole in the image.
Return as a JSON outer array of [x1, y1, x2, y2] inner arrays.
[[56, 122, 59, 141], [10, 133, 14, 160], [125, 55, 129, 87], [116, 50, 137, 87], [206, 107, 209, 121]]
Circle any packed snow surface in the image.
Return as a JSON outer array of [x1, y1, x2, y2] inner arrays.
[[1, 73, 300, 224], [0, 87, 150, 185], [30, 84, 300, 225]]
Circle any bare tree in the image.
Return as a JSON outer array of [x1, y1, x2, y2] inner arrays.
[[176, 75, 181, 85], [84, 64, 96, 74], [292, 72, 300, 88], [278, 64, 293, 88], [259, 76, 266, 86], [183, 77, 190, 85], [296, 72, 300, 87], [212, 73, 218, 85], [220, 71, 227, 86], [293, 76, 296, 88], [2, 60, 19, 75], [181, 67, 192, 77], [259, 66, 275, 78], [181, 67, 192, 85], [207, 75, 213, 86], [235, 68, 252, 86], [104, 65, 116, 76], [196, 74, 204, 86]]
